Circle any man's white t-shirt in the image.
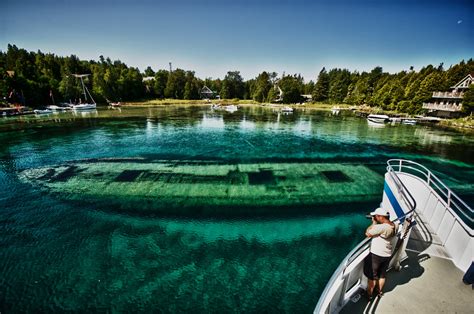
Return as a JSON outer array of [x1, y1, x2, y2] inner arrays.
[[368, 223, 395, 257]]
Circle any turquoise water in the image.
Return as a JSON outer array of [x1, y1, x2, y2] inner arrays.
[[1, 106, 473, 312]]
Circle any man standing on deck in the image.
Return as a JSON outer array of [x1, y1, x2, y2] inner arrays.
[[364, 207, 395, 299]]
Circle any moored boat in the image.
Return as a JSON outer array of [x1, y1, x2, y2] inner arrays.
[[70, 74, 97, 111], [402, 119, 417, 125], [47, 105, 70, 111], [224, 105, 238, 112], [367, 114, 389, 124], [72, 103, 97, 111], [33, 109, 53, 115]]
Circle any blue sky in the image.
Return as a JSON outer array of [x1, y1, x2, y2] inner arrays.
[[1, 0, 473, 80]]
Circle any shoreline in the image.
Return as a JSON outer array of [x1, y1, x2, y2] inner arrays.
[[121, 99, 357, 112], [1, 101, 472, 134], [122, 99, 474, 132]]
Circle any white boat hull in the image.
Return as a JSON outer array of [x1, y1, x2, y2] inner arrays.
[[367, 114, 389, 124], [72, 103, 97, 111], [34, 109, 53, 115]]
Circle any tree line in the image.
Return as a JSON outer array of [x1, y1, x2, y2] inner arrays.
[[1, 44, 473, 114]]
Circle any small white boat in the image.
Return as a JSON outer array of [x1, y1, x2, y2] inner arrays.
[[402, 119, 417, 125], [211, 104, 221, 110], [331, 106, 341, 115], [224, 105, 238, 112], [47, 105, 70, 111], [367, 114, 389, 124], [281, 106, 294, 113], [72, 103, 97, 111], [34, 109, 53, 115], [367, 119, 386, 128], [72, 109, 98, 117], [109, 102, 121, 107]]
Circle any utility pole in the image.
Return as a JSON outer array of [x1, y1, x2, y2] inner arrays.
[[169, 62, 172, 73]]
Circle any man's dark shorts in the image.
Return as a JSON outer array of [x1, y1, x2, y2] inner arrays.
[[364, 252, 391, 280]]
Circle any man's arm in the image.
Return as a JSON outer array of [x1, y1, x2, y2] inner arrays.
[[365, 219, 382, 238]]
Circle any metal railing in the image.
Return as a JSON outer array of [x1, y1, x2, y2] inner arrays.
[[314, 161, 417, 313], [422, 103, 463, 112], [315, 159, 473, 313], [387, 159, 473, 230], [432, 91, 464, 98]]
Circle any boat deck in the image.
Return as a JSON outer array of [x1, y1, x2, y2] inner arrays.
[[340, 215, 472, 313]]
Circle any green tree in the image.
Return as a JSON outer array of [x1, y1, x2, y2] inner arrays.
[[183, 71, 200, 100], [304, 80, 315, 95], [279, 75, 302, 104], [414, 72, 444, 105], [144, 66, 155, 77], [59, 74, 82, 102], [221, 71, 244, 99], [344, 75, 369, 105], [252, 71, 272, 102], [312, 67, 329, 102], [328, 69, 351, 103], [266, 86, 278, 103], [462, 84, 474, 114], [165, 69, 186, 99], [154, 70, 169, 98]]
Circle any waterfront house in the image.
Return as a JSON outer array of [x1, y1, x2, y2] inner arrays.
[[200, 86, 218, 99], [422, 74, 473, 117]]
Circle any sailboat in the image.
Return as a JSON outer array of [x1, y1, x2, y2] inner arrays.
[[71, 74, 96, 111]]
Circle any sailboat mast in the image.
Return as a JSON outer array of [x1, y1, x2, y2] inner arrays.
[[80, 76, 87, 102]]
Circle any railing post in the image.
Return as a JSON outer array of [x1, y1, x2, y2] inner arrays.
[[398, 160, 402, 172], [338, 276, 349, 306], [427, 171, 431, 186], [447, 190, 451, 208]]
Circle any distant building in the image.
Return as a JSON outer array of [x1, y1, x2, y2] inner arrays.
[[423, 74, 473, 117], [301, 94, 312, 102], [200, 86, 218, 99], [142, 76, 155, 82]]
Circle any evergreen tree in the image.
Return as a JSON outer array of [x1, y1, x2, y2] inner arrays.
[[221, 71, 244, 99], [266, 86, 278, 103], [312, 67, 329, 102], [154, 70, 169, 98], [252, 71, 272, 102], [183, 71, 200, 100], [461, 84, 474, 114], [328, 69, 351, 103], [279, 75, 302, 104], [414, 72, 444, 105], [165, 68, 186, 99], [144, 66, 155, 77]]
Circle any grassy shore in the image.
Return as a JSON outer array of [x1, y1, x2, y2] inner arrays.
[[439, 116, 474, 131], [122, 99, 259, 107], [122, 99, 352, 110]]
